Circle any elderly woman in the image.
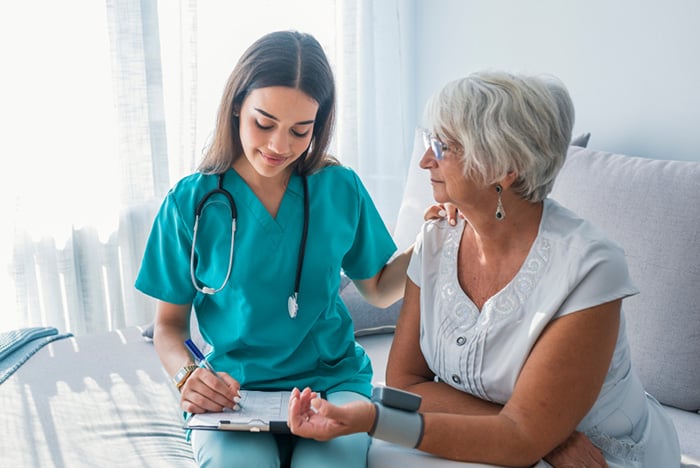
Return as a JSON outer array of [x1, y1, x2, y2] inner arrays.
[[288, 71, 680, 467]]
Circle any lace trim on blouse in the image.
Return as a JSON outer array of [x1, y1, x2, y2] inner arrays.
[[586, 428, 644, 462], [431, 222, 550, 399], [439, 222, 551, 331]]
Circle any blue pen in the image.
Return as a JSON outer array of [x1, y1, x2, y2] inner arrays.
[[184, 339, 242, 408], [184, 339, 218, 374]]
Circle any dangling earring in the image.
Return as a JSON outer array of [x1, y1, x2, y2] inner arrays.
[[495, 184, 505, 220]]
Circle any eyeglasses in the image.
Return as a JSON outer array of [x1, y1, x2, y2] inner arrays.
[[420, 128, 448, 160]]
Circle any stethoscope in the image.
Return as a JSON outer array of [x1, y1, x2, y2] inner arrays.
[[189, 172, 309, 318]]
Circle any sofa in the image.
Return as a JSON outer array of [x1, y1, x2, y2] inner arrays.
[[1, 144, 698, 467]]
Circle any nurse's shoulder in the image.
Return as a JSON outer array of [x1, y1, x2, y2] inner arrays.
[[166, 172, 219, 205], [310, 164, 368, 200], [155, 172, 222, 226]]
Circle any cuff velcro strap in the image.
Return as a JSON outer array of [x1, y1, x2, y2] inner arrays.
[[369, 403, 424, 448]]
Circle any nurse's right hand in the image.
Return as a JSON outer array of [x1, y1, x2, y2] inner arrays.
[[179, 369, 241, 414], [424, 202, 460, 226]]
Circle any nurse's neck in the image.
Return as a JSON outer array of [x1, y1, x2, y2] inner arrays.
[[233, 157, 292, 218]]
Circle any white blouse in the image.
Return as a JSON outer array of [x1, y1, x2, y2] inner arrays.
[[407, 198, 680, 466]]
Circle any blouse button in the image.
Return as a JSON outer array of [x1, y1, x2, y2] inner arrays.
[[451, 374, 461, 385], [456, 336, 466, 346]]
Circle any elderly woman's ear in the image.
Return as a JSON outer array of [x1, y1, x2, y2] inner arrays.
[[497, 171, 518, 190]]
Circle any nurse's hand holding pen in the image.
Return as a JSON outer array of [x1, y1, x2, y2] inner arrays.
[[179, 339, 242, 414]]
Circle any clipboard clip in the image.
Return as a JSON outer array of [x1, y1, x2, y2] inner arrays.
[[218, 418, 269, 432]]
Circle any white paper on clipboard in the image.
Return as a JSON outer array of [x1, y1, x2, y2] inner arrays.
[[184, 390, 291, 433]]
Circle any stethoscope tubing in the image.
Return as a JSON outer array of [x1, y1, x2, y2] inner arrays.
[[287, 175, 309, 318], [293, 175, 309, 295], [189, 171, 309, 317], [190, 173, 237, 295], [190, 215, 236, 295]]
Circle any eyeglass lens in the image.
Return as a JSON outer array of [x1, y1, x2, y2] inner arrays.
[[422, 130, 444, 160]]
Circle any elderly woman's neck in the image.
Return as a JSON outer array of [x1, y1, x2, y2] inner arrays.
[[461, 199, 543, 256]]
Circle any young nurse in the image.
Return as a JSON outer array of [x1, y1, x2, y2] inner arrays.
[[135, 31, 410, 467]]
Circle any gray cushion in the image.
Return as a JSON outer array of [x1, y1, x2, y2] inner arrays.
[[340, 274, 402, 336], [664, 405, 700, 462], [570, 132, 591, 147], [550, 147, 700, 411]]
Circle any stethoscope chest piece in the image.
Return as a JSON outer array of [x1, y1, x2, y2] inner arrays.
[[288, 293, 299, 319]]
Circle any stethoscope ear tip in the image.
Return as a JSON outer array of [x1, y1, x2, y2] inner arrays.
[[202, 286, 216, 295]]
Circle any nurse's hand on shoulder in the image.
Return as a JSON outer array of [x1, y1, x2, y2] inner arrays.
[[288, 387, 375, 441], [180, 369, 241, 414], [424, 202, 460, 226]]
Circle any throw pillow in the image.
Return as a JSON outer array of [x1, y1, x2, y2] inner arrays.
[[570, 132, 591, 147], [340, 273, 401, 336], [551, 146, 700, 411]]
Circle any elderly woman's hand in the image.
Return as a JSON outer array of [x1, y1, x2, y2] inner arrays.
[[288, 387, 375, 441], [544, 431, 608, 468], [424, 203, 460, 226]]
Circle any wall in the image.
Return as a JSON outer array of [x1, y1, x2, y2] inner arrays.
[[411, 0, 700, 162]]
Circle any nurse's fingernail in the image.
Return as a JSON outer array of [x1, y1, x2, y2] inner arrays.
[[438, 210, 446, 217]]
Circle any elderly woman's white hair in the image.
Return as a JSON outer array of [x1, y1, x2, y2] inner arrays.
[[424, 70, 575, 202]]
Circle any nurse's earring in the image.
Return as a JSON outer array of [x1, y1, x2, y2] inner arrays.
[[495, 184, 505, 221]]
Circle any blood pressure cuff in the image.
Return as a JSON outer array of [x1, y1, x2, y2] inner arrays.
[[368, 403, 424, 448]]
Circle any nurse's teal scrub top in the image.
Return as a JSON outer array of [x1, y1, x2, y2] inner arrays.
[[135, 165, 396, 397]]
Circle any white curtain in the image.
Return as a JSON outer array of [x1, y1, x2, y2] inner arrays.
[[0, 0, 416, 336], [334, 0, 417, 225]]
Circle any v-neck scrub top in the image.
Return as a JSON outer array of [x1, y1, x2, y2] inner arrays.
[[136, 165, 396, 397], [408, 198, 680, 466]]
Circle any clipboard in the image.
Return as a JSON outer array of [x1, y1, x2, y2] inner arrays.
[[184, 390, 292, 433]]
